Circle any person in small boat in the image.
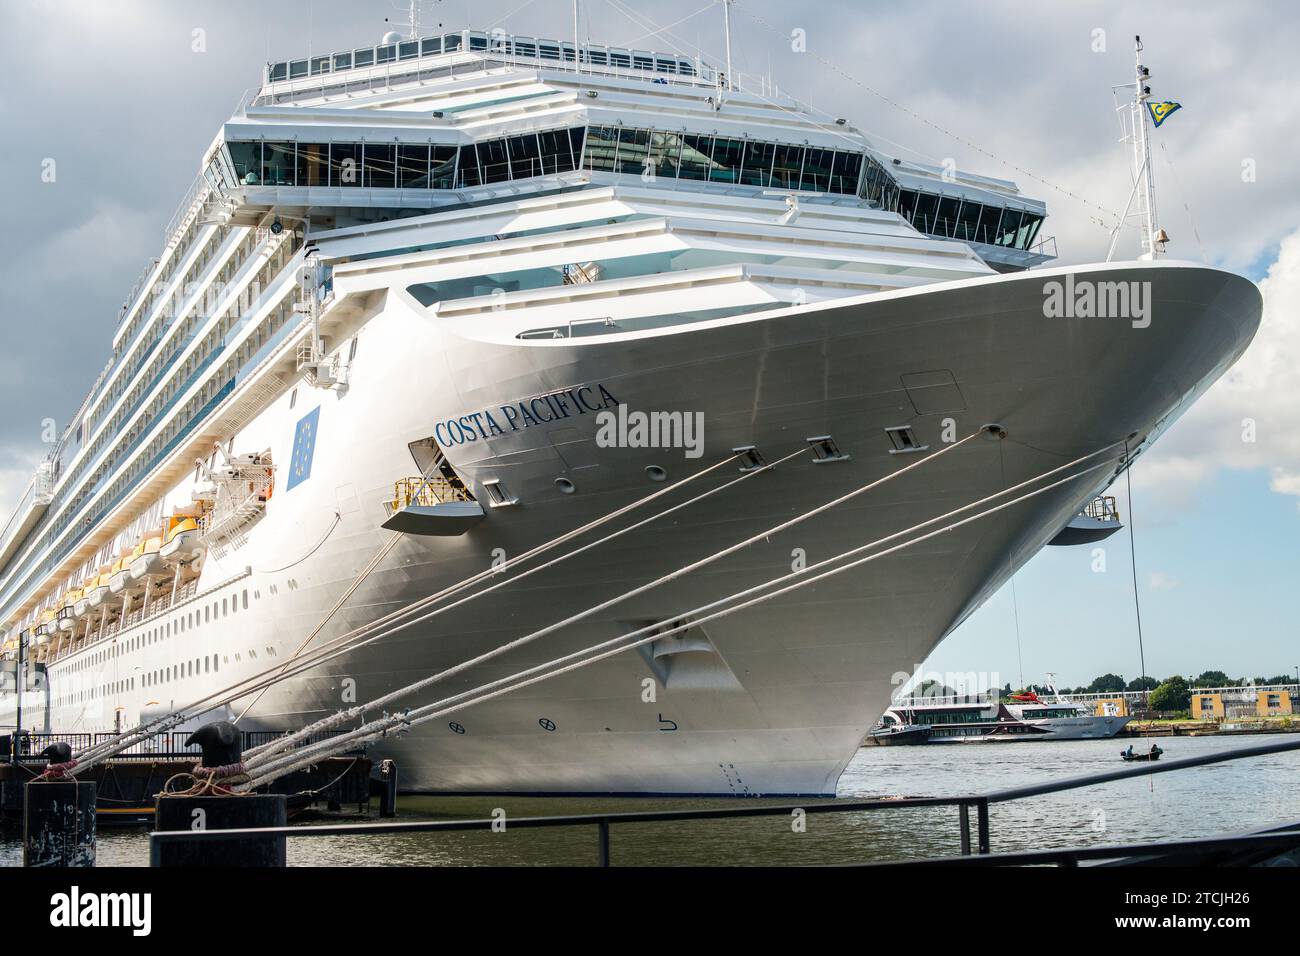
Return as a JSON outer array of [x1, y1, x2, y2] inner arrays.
[[1124, 744, 1135, 758], [1149, 744, 1162, 757]]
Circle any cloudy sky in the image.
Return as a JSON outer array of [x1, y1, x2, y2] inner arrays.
[[1, 0, 1297, 688]]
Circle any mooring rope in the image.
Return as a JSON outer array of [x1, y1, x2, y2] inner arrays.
[[241, 441, 1122, 789], [241, 429, 993, 781]]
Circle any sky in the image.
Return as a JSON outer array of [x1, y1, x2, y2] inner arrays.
[[0, 0, 1297, 689]]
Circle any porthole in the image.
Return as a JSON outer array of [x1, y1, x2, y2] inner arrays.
[[644, 465, 668, 482], [554, 477, 576, 494]]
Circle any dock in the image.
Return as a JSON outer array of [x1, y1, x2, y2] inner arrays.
[[1, 730, 375, 827]]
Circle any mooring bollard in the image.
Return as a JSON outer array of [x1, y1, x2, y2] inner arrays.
[[372, 758, 398, 818], [153, 720, 287, 867], [24, 741, 96, 867]]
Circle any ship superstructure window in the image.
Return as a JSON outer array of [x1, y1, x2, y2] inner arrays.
[[585, 126, 863, 195]]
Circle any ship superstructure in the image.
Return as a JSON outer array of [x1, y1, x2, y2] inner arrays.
[[0, 26, 1258, 794]]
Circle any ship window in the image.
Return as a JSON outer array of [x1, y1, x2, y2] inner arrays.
[[538, 128, 574, 174], [354, 47, 375, 68], [800, 147, 833, 191], [508, 134, 542, 180], [770, 144, 803, 189], [399, 40, 419, 60], [646, 131, 682, 179], [289, 59, 309, 79], [269, 62, 288, 82], [476, 139, 510, 184], [431, 145, 458, 187], [469, 33, 488, 51], [296, 143, 328, 187], [377, 44, 396, 64], [975, 205, 1003, 246], [443, 33, 462, 52], [516, 41, 537, 57], [654, 58, 678, 74], [262, 142, 295, 186], [1018, 213, 1042, 250], [633, 54, 653, 70], [996, 208, 1023, 247], [616, 128, 650, 175], [364, 144, 396, 188], [456, 143, 481, 187], [934, 196, 961, 238], [709, 138, 744, 183], [955, 201, 982, 242], [420, 37, 442, 56], [587, 48, 606, 65], [912, 192, 938, 231], [739, 141, 774, 187], [333, 52, 352, 71], [227, 142, 261, 185], [310, 56, 331, 76], [678, 134, 714, 181], [583, 126, 618, 172], [830, 151, 862, 194], [330, 143, 361, 187], [395, 144, 429, 187]]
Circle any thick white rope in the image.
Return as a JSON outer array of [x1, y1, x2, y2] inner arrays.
[[242, 430, 989, 780], [242, 451, 1118, 789], [242, 452, 1117, 787]]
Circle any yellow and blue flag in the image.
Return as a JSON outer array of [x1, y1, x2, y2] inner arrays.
[[1147, 100, 1182, 128]]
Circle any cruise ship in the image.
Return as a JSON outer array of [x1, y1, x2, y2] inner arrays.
[[0, 23, 1260, 795]]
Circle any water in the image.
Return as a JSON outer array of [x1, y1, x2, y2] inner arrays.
[[4, 735, 1297, 866]]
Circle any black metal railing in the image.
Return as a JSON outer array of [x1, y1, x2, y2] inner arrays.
[[6, 729, 357, 762], [149, 735, 1300, 866]]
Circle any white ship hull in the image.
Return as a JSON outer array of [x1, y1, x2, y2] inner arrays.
[[0, 260, 1258, 795]]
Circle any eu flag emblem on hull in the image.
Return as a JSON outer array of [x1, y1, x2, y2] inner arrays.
[[287, 406, 320, 491], [1147, 100, 1182, 128]]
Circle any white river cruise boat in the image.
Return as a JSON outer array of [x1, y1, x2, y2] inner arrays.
[[0, 21, 1258, 794]]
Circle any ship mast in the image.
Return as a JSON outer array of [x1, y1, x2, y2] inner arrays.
[[1108, 36, 1166, 261], [1132, 36, 1162, 260]]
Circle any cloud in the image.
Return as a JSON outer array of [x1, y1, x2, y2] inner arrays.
[[1147, 571, 1181, 591], [1134, 226, 1300, 507]]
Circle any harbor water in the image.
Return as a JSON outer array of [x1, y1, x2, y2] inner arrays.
[[3, 735, 1296, 866]]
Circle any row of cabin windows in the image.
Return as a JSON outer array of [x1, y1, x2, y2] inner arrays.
[[55, 589, 256, 706]]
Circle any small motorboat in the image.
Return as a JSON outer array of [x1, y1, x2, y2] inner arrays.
[[1121, 747, 1163, 762]]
